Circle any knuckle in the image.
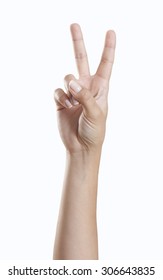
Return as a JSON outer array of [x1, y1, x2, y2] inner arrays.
[[59, 93, 65, 103], [64, 74, 75, 83], [101, 57, 109, 64], [54, 88, 64, 101], [53, 88, 60, 100], [54, 88, 60, 93], [75, 52, 87, 60], [101, 56, 114, 65]]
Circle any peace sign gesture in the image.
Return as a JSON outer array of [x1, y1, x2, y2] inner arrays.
[[54, 23, 116, 153]]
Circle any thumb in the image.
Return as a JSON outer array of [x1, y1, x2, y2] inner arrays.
[[69, 80, 100, 120]]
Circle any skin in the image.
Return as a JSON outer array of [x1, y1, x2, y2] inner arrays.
[[53, 23, 116, 260]]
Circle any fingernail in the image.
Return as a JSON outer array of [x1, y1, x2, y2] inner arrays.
[[69, 80, 82, 93], [72, 96, 79, 106], [65, 99, 72, 108]]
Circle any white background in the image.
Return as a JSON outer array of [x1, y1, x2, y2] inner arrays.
[[0, 0, 163, 260]]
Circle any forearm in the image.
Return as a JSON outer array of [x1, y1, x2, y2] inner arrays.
[[53, 148, 102, 260]]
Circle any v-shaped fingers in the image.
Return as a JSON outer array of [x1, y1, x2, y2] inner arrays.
[[96, 30, 116, 81], [70, 23, 90, 78]]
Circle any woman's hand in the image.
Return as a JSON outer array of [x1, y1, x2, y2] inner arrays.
[[54, 24, 116, 153], [53, 24, 116, 259]]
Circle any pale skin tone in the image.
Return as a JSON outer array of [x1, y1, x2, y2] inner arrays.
[[53, 23, 116, 259]]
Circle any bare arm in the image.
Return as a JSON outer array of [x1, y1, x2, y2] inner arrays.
[[53, 150, 101, 259], [53, 24, 116, 260]]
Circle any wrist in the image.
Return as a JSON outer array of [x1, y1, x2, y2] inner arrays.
[[66, 146, 102, 161], [65, 147, 102, 179]]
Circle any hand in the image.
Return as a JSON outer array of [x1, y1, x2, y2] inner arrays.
[[54, 23, 116, 153]]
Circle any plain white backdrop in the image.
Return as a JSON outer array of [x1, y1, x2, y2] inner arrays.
[[0, 0, 163, 260]]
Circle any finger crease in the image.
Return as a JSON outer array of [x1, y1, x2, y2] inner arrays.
[[75, 53, 87, 60], [72, 38, 83, 42]]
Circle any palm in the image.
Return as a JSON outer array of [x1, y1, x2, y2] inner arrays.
[[56, 24, 116, 152]]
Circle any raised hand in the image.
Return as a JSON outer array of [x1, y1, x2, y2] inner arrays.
[[53, 24, 116, 260], [54, 23, 116, 153]]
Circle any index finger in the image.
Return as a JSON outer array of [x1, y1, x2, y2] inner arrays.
[[70, 23, 90, 77], [96, 30, 116, 81]]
